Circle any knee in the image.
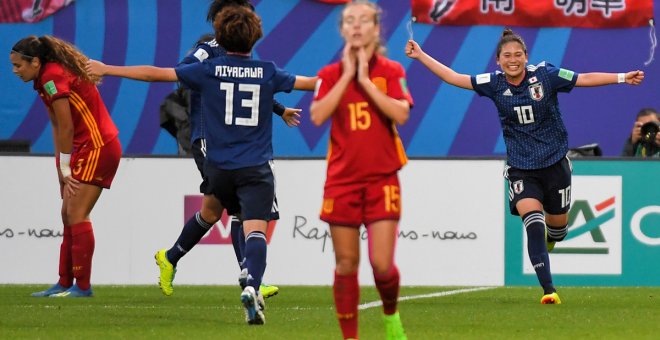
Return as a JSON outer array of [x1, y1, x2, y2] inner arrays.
[[335, 256, 359, 275], [546, 214, 569, 229], [370, 258, 393, 275], [64, 207, 87, 225], [199, 205, 221, 224]]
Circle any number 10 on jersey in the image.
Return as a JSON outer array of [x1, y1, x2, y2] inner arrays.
[[514, 105, 534, 124]]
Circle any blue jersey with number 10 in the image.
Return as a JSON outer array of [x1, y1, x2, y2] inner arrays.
[[175, 55, 295, 169], [471, 62, 578, 170]]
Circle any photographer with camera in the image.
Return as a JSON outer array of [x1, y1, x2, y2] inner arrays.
[[622, 108, 660, 158]]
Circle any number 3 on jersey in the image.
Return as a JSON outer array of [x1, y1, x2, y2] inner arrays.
[[349, 102, 371, 131], [220, 82, 260, 126], [514, 105, 534, 124]]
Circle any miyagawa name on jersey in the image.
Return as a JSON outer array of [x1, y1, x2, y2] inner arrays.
[[214, 65, 263, 78]]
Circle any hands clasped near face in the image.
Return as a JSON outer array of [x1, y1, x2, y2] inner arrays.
[[341, 44, 371, 84]]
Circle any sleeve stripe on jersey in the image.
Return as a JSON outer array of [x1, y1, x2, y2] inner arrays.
[[81, 147, 101, 182], [70, 92, 105, 149], [391, 124, 408, 166]]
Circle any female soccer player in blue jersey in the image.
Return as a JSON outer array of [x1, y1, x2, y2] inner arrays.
[[88, 5, 310, 324], [153, 0, 308, 301], [406, 29, 644, 304]]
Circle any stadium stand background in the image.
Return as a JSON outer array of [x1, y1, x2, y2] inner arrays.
[[1, 0, 658, 157]]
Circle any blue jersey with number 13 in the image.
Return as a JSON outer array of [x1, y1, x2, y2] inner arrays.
[[175, 55, 295, 169]]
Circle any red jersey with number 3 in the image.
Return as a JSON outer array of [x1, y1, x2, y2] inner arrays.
[[35, 62, 118, 152], [314, 54, 413, 186]]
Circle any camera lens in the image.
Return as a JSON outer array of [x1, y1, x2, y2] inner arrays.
[[640, 121, 659, 144]]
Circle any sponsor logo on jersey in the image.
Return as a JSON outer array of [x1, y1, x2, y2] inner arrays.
[[399, 77, 410, 96], [503, 88, 513, 96], [529, 83, 544, 101], [43, 80, 57, 96], [559, 68, 575, 81], [476, 73, 491, 84], [193, 48, 209, 62]]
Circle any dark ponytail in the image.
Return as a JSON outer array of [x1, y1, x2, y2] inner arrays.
[[496, 28, 527, 57]]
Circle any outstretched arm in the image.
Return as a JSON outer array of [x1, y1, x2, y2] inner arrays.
[[576, 70, 644, 87], [294, 75, 318, 91], [406, 39, 473, 90], [86, 60, 178, 82]]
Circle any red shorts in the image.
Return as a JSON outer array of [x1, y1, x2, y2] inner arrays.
[[71, 137, 122, 189], [320, 173, 401, 227]]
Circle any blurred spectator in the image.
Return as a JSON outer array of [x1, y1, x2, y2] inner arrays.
[[621, 108, 660, 157], [159, 86, 192, 155]]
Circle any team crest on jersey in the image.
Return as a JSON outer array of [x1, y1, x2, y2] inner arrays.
[[513, 180, 524, 194], [528, 83, 544, 101]]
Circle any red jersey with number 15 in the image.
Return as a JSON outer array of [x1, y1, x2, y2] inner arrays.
[[35, 62, 118, 152], [314, 54, 413, 186]]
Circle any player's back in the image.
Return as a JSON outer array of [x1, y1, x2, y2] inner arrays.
[[175, 55, 295, 170]]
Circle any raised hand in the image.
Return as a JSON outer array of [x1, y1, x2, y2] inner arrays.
[[405, 39, 422, 59], [341, 44, 357, 78], [356, 47, 370, 83], [625, 70, 644, 85]]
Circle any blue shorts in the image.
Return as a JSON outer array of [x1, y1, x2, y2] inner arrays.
[[204, 160, 279, 221], [504, 156, 573, 216], [191, 138, 211, 194]]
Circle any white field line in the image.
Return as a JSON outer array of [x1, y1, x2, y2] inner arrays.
[[358, 286, 496, 310]]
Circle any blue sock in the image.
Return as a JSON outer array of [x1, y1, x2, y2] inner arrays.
[[523, 211, 555, 294], [167, 212, 213, 266], [238, 224, 247, 269], [244, 231, 267, 290], [547, 223, 568, 242], [230, 217, 244, 269]]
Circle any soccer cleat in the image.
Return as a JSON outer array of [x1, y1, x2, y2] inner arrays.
[[241, 286, 265, 325], [49, 284, 93, 298], [259, 283, 279, 298], [541, 292, 562, 304], [155, 249, 176, 296], [238, 268, 248, 290], [31, 283, 69, 297], [383, 311, 407, 340]]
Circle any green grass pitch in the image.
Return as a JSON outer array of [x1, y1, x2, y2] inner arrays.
[[1, 285, 659, 339]]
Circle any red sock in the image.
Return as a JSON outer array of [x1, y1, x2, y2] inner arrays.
[[333, 271, 359, 339], [57, 225, 73, 287], [71, 221, 95, 291], [374, 265, 400, 315]]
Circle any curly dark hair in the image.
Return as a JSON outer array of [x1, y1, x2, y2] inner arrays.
[[214, 5, 262, 54], [206, 0, 254, 23]]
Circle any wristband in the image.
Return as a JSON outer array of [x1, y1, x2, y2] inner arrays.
[[59, 152, 72, 178], [617, 73, 625, 84]]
